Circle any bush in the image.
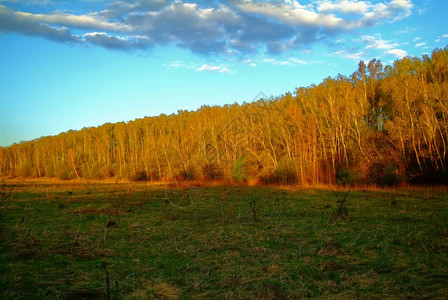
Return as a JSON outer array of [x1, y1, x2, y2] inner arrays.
[[203, 163, 222, 180], [274, 156, 297, 185], [45, 163, 54, 178], [232, 155, 247, 182], [132, 170, 148, 182], [259, 171, 276, 185], [88, 162, 102, 179], [54, 162, 72, 180], [336, 167, 360, 185], [368, 162, 402, 187], [100, 164, 116, 178], [380, 165, 401, 186], [18, 162, 32, 177], [123, 164, 134, 181], [178, 165, 196, 181]]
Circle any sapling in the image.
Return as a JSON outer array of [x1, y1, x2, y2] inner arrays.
[[329, 185, 351, 222]]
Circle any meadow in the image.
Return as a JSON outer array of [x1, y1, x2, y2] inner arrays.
[[0, 182, 447, 299]]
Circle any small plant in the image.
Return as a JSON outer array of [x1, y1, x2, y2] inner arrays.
[[243, 191, 261, 222], [329, 185, 350, 222]]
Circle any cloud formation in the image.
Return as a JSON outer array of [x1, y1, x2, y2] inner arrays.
[[0, 0, 414, 55], [386, 48, 407, 58], [415, 42, 426, 48], [196, 64, 232, 73], [363, 35, 399, 50], [165, 61, 232, 73]]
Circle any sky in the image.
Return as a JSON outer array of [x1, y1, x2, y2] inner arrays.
[[0, 0, 447, 146]]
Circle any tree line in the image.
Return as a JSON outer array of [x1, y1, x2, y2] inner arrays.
[[1, 47, 448, 185]]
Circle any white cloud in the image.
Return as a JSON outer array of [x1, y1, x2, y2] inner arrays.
[[236, 1, 347, 29], [362, 0, 413, 24], [415, 42, 426, 47], [386, 48, 407, 58], [165, 61, 196, 70], [165, 61, 233, 73], [242, 58, 257, 67], [262, 58, 291, 65], [443, 34, 448, 38], [363, 35, 398, 49], [261, 57, 308, 66], [15, 10, 128, 31], [413, 37, 421, 42], [289, 57, 307, 65], [318, 1, 369, 15], [196, 64, 232, 74], [335, 49, 365, 60]]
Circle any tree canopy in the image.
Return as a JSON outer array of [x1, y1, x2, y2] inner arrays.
[[2, 47, 448, 185]]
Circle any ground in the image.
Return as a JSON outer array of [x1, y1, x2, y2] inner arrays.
[[0, 182, 447, 299]]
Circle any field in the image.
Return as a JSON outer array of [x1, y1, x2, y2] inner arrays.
[[0, 182, 447, 299]]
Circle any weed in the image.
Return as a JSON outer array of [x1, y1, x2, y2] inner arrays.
[[329, 185, 350, 222], [242, 190, 261, 222]]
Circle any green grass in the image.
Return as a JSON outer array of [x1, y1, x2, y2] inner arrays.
[[1, 183, 447, 299]]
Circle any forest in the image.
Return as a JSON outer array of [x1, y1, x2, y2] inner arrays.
[[1, 47, 447, 186]]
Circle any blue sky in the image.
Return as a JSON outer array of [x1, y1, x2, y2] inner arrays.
[[0, 0, 447, 146]]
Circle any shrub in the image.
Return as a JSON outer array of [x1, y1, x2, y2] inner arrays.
[[88, 162, 102, 179], [100, 164, 116, 178], [17, 162, 32, 177], [132, 170, 148, 182], [202, 163, 222, 180], [232, 155, 247, 182], [368, 162, 402, 186], [54, 162, 72, 180], [274, 155, 297, 185], [336, 167, 360, 185], [178, 165, 196, 181], [259, 171, 276, 185], [45, 163, 54, 178], [123, 164, 135, 181], [380, 165, 401, 186]]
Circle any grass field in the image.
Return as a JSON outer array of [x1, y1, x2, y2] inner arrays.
[[0, 182, 447, 299]]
